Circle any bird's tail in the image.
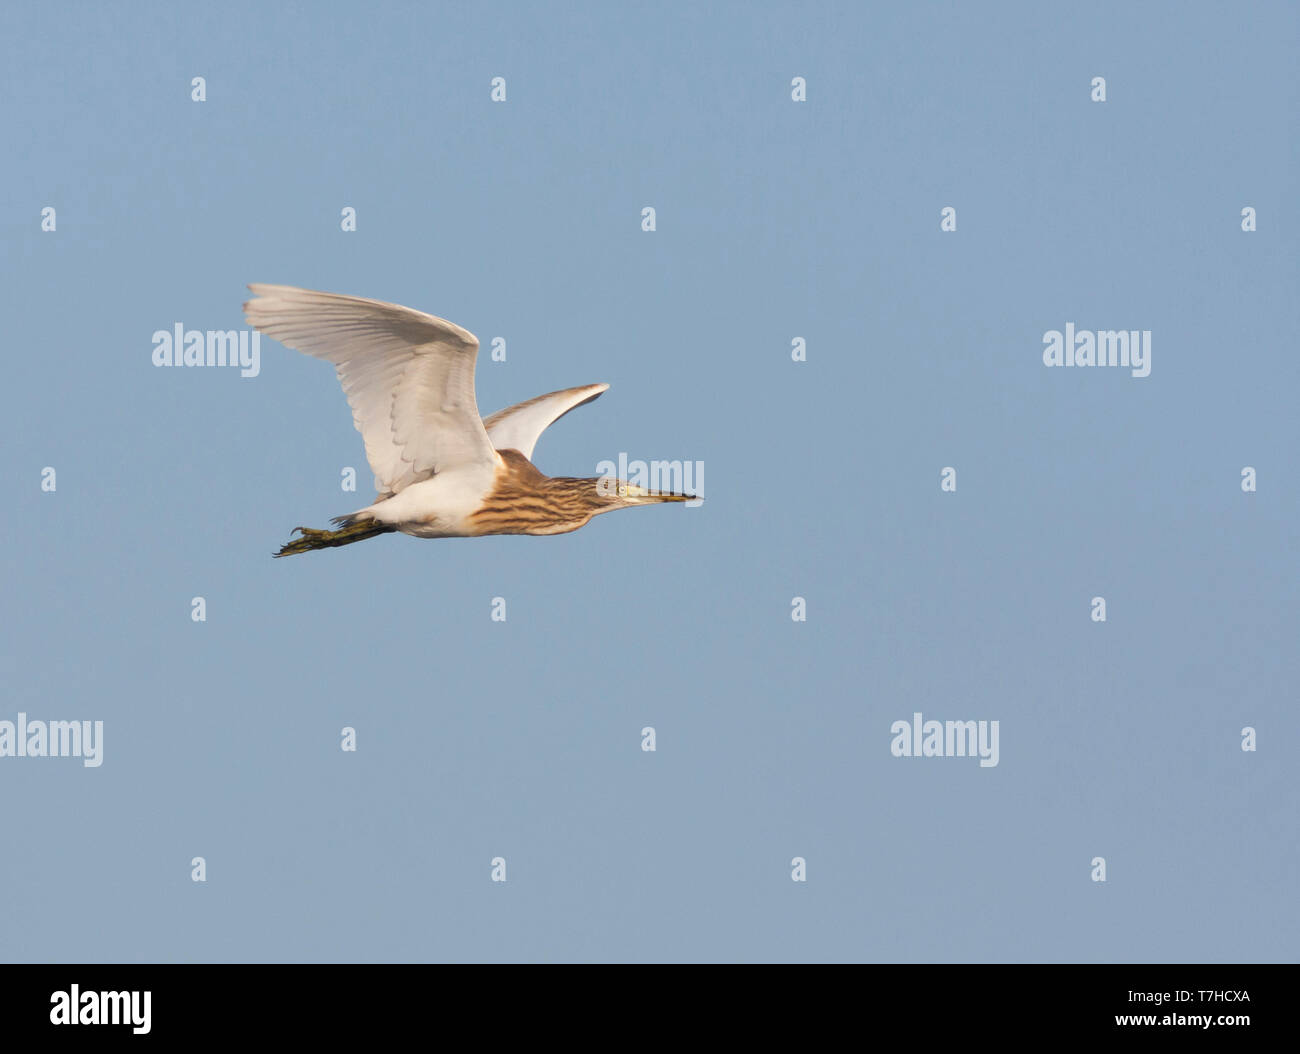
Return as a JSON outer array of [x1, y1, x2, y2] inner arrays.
[[274, 516, 396, 558]]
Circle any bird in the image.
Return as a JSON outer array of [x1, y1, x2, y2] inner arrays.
[[243, 284, 696, 557]]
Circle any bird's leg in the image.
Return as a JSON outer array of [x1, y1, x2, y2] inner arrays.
[[275, 519, 396, 557]]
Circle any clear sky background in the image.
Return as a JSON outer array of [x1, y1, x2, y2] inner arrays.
[[2, 1, 1296, 963]]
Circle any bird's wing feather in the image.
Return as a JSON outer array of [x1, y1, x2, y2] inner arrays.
[[482, 384, 610, 460], [244, 284, 499, 496]]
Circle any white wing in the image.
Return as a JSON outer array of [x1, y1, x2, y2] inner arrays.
[[244, 284, 499, 497], [482, 384, 609, 460]]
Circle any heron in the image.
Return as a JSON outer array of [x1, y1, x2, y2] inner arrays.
[[243, 285, 696, 557]]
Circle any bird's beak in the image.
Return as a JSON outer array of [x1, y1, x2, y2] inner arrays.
[[634, 491, 698, 504], [611, 482, 700, 505]]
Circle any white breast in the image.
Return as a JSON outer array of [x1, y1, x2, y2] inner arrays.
[[367, 462, 499, 538]]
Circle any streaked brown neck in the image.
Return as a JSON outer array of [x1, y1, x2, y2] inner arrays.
[[468, 449, 612, 536]]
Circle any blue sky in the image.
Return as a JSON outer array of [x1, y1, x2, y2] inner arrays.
[[1, 0, 1296, 962]]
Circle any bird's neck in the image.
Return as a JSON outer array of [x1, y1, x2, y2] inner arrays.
[[467, 453, 608, 536]]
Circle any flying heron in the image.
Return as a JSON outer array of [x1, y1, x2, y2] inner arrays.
[[243, 285, 696, 557]]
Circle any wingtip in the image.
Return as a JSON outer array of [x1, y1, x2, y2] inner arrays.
[[244, 283, 269, 313], [244, 283, 292, 317]]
